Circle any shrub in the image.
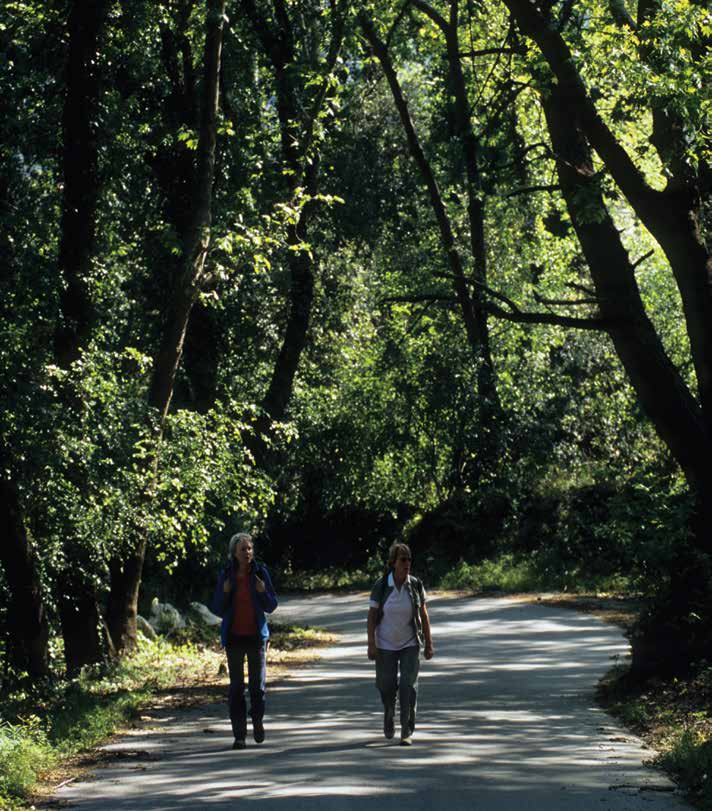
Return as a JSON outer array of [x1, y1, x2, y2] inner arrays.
[[0, 716, 56, 801], [440, 554, 542, 592], [659, 729, 712, 809]]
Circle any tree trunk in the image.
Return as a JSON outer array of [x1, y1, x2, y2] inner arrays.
[[542, 82, 712, 676], [442, 0, 501, 466], [106, 546, 149, 655], [542, 89, 712, 535], [361, 8, 502, 485], [502, 0, 712, 424], [106, 0, 226, 654], [55, 0, 109, 367], [0, 470, 49, 681], [240, 0, 346, 440], [53, 0, 112, 675]]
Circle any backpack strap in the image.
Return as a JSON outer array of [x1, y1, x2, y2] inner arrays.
[[375, 571, 389, 626]]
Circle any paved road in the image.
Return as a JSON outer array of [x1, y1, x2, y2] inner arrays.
[[56, 593, 692, 810]]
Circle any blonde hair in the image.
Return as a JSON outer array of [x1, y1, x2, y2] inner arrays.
[[228, 532, 253, 557], [387, 542, 412, 568]]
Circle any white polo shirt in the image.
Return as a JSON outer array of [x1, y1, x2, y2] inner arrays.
[[370, 572, 423, 650]]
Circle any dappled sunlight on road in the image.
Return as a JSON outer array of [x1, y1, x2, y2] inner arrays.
[[56, 594, 692, 811]]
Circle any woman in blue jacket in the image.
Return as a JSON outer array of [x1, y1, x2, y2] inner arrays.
[[212, 532, 278, 750]]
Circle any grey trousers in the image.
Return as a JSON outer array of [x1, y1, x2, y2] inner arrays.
[[375, 646, 420, 733]]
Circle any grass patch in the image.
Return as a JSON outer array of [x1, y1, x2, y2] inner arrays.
[[284, 565, 377, 592], [269, 621, 337, 651], [659, 729, 712, 807], [438, 552, 634, 595], [0, 620, 334, 810], [0, 717, 56, 802], [601, 664, 712, 809]]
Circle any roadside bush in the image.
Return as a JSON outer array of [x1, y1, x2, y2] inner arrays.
[[0, 635, 220, 805], [284, 557, 383, 592], [659, 729, 712, 809], [440, 555, 541, 592], [0, 716, 55, 800], [439, 552, 634, 595]]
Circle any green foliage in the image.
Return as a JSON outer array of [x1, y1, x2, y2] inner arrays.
[[440, 554, 542, 592], [659, 729, 712, 807], [0, 621, 326, 806], [0, 717, 55, 800], [284, 557, 384, 592], [439, 553, 634, 594], [0, 635, 219, 803], [1, 0, 709, 696], [604, 664, 712, 810]]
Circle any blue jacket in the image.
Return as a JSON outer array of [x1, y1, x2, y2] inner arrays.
[[211, 562, 278, 646]]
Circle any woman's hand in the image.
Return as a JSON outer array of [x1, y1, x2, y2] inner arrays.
[[223, 578, 232, 594], [367, 641, 377, 660], [255, 576, 266, 593], [424, 641, 434, 660]]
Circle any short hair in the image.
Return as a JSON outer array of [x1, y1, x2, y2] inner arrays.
[[388, 542, 412, 568], [228, 532, 253, 558]]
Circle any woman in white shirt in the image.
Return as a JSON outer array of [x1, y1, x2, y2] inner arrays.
[[367, 543, 434, 745]]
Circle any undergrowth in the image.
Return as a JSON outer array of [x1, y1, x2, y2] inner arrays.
[[0, 620, 327, 810], [601, 661, 712, 809], [438, 552, 633, 594]]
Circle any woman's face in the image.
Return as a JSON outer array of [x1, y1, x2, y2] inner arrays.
[[234, 538, 254, 568], [393, 550, 411, 580]]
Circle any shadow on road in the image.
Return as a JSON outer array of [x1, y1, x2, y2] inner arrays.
[[55, 594, 689, 811]]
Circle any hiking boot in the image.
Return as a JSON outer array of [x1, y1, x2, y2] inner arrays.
[[383, 703, 395, 739], [253, 718, 265, 744], [232, 738, 247, 750]]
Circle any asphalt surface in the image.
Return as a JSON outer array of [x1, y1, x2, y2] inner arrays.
[[55, 593, 693, 810]]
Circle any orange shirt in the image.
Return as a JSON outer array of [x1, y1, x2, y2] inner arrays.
[[231, 573, 258, 636]]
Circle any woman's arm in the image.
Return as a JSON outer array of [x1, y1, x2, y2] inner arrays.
[[255, 566, 278, 613], [367, 606, 379, 660], [420, 603, 434, 659], [210, 568, 231, 617]]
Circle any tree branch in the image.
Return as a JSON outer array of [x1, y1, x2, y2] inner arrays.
[[632, 249, 654, 269], [504, 183, 560, 198], [459, 47, 520, 58], [485, 301, 611, 330], [533, 292, 598, 307], [381, 293, 456, 305], [501, 0, 661, 214], [409, 0, 448, 33]]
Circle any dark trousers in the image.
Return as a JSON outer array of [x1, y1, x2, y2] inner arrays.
[[226, 635, 267, 740], [375, 646, 420, 734]]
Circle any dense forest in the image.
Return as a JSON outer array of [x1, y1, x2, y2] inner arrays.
[[1, 0, 710, 688]]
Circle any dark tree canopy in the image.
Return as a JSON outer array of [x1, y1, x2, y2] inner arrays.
[[1, 0, 710, 685]]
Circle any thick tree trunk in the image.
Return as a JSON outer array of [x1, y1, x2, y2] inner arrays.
[[53, 0, 112, 675], [542, 84, 712, 676], [502, 0, 712, 423], [57, 575, 108, 677], [181, 301, 220, 413], [106, 0, 226, 654], [260, 239, 315, 424], [55, 0, 109, 367], [106, 545, 148, 654], [542, 87, 712, 528], [0, 471, 49, 680], [0, 0, 111, 680]]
